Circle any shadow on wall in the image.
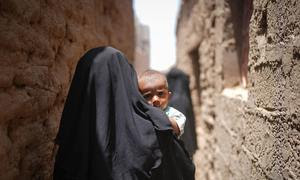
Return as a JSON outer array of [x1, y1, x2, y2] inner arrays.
[[226, 0, 253, 87]]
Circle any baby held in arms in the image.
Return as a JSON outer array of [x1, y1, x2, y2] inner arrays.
[[138, 70, 186, 137]]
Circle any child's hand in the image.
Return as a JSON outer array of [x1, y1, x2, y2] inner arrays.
[[169, 117, 180, 136]]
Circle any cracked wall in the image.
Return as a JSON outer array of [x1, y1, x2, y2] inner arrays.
[[0, 0, 134, 179], [176, 0, 300, 179]]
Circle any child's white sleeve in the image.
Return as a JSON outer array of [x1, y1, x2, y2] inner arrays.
[[168, 107, 186, 137]]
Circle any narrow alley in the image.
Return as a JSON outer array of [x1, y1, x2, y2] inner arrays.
[[0, 0, 299, 179]]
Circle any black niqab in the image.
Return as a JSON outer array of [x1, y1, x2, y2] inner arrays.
[[54, 47, 194, 180]]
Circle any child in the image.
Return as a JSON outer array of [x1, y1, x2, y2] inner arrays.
[[138, 70, 186, 137]]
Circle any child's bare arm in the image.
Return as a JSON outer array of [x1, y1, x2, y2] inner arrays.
[[169, 117, 180, 136]]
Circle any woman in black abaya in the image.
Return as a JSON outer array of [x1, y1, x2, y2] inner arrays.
[[166, 68, 198, 157], [53, 46, 194, 180]]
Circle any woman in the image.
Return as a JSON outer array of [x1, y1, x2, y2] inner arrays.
[[167, 68, 198, 157], [53, 47, 194, 180]]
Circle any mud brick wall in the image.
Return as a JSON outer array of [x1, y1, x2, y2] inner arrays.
[[176, 0, 300, 179], [0, 0, 134, 179], [246, 0, 300, 179]]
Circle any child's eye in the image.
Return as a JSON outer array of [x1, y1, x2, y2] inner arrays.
[[143, 94, 152, 100], [157, 91, 165, 97]]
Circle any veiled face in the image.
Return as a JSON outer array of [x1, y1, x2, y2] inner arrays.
[[138, 76, 170, 110]]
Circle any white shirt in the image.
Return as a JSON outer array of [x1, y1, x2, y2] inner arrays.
[[163, 106, 186, 137]]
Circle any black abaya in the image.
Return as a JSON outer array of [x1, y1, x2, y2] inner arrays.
[[54, 47, 194, 180], [166, 68, 198, 157]]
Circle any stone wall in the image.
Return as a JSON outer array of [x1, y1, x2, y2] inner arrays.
[[176, 0, 300, 179], [0, 0, 134, 179], [247, 0, 300, 178], [176, 0, 235, 178]]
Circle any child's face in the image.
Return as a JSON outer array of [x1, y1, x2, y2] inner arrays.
[[139, 76, 170, 110]]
